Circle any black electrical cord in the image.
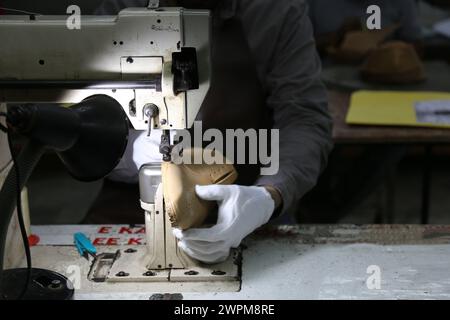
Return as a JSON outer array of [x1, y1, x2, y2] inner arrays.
[[0, 115, 11, 169], [7, 135, 32, 300], [0, 113, 32, 300], [0, 113, 8, 133]]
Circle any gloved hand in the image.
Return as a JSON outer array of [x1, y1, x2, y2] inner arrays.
[[108, 129, 176, 183], [173, 184, 275, 264]]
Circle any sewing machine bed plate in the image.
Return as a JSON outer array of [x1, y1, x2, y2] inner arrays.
[[26, 224, 450, 300], [91, 246, 241, 284]]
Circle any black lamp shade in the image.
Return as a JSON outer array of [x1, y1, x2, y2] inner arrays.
[[58, 95, 129, 182]]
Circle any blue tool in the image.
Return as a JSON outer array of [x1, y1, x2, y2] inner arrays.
[[74, 232, 97, 260]]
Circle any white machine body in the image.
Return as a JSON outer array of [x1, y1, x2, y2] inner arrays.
[[0, 7, 240, 286], [0, 7, 211, 131]]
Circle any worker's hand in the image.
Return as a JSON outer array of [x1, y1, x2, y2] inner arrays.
[[172, 185, 275, 264]]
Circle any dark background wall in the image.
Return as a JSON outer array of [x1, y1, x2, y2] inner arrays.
[[0, 0, 104, 14]]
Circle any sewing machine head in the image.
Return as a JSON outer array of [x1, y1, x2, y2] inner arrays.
[[0, 7, 211, 132]]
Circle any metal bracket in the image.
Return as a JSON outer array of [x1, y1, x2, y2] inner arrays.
[[141, 182, 198, 270], [139, 163, 194, 269], [88, 251, 120, 283]]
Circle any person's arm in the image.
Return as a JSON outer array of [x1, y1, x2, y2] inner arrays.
[[173, 0, 333, 264], [264, 185, 283, 210], [241, 0, 333, 218], [395, 0, 423, 43]]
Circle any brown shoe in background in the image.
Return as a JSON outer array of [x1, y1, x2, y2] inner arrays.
[[327, 24, 399, 64], [361, 41, 426, 84]]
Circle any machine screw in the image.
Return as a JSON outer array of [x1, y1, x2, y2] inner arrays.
[[144, 104, 159, 118], [160, 119, 167, 125], [184, 270, 199, 276], [212, 270, 226, 276], [124, 248, 137, 253], [116, 271, 129, 277], [143, 271, 156, 277], [144, 104, 160, 136]]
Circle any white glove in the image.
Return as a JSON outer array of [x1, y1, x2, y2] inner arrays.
[[108, 129, 176, 183], [173, 184, 275, 264]]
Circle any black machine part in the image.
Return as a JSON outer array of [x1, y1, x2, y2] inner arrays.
[[7, 95, 129, 182], [1, 268, 74, 300], [172, 47, 200, 94], [0, 95, 129, 299]]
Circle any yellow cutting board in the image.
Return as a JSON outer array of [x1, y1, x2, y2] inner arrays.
[[346, 90, 450, 129]]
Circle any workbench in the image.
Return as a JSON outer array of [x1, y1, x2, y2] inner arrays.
[[328, 90, 450, 224], [29, 224, 450, 300], [329, 91, 450, 144]]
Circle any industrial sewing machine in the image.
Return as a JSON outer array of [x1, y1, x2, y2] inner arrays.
[[0, 4, 240, 297]]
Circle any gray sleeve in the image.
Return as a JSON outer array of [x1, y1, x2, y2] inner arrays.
[[242, 0, 333, 216], [93, 0, 149, 14], [395, 0, 422, 42]]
